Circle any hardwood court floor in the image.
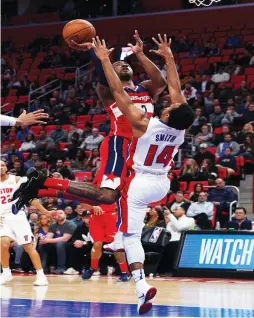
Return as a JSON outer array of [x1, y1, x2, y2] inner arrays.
[[1, 274, 254, 317]]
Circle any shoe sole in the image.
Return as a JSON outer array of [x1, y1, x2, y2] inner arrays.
[[145, 287, 157, 303], [33, 282, 48, 286], [139, 302, 152, 315]]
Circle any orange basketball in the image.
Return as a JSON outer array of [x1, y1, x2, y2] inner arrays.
[[63, 19, 96, 45]]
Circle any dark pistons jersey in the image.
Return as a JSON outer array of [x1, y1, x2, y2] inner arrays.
[[106, 84, 154, 141]]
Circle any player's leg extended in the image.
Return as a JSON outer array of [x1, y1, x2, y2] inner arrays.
[[23, 242, 48, 286], [0, 236, 13, 285]]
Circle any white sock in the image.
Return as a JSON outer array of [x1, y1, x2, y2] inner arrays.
[[36, 269, 45, 277], [2, 267, 11, 275], [132, 269, 148, 294]]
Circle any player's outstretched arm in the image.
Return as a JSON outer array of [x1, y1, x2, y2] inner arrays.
[[0, 109, 48, 127], [92, 36, 148, 136], [150, 34, 187, 105], [128, 30, 167, 96]]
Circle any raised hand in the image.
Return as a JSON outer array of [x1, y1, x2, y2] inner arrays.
[[127, 30, 143, 55], [16, 109, 48, 126], [92, 36, 114, 61], [150, 34, 173, 58], [69, 40, 93, 51]]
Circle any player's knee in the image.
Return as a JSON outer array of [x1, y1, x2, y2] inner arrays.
[[0, 237, 11, 250], [93, 242, 103, 251], [122, 232, 144, 265], [23, 242, 35, 253]]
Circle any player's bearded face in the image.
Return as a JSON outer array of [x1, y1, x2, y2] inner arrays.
[[113, 62, 133, 81], [0, 163, 7, 177]]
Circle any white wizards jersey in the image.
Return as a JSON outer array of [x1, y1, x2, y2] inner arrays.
[[0, 174, 18, 215], [127, 117, 185, 175]]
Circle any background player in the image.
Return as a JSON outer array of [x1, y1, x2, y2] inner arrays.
[[0, 160, 48, 286], [11, 34, 194, 314]]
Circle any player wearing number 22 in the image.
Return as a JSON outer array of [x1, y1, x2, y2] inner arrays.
[[11, 34, 194, 315]]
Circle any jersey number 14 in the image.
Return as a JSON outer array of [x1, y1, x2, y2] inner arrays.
[[144, 145, 175, 168]]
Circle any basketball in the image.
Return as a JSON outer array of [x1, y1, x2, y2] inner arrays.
[[62, 19, 96, 45]]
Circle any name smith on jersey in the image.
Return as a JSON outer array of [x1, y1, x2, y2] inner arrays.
[[155, 134, 177, 142]]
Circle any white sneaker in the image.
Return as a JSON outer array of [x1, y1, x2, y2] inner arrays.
[[0, 273, 13, 285], [64, 268, 79, 275], [137, 285, 157, 315], [33, 276, 48, 286], [103, 241, 116, 252]]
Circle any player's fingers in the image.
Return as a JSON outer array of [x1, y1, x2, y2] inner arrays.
[[158, 33, 163, 44], [92, 38, 97, 47], [168, 38, 172, 46], [164, 34, 167, 43], [32, 109, 45, 114], [96, 36, 102, 46], [152, 37, 160, 47], [108, 48, 114, 54], [149, 49, 160, 55], [102, 39, 106, 47], [127, 43, 134, 48]]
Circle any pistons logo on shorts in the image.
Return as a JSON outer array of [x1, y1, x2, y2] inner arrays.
[[24, 235, 29, 242]]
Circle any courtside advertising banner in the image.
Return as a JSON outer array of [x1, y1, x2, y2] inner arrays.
[[177, 231, 254, 271]]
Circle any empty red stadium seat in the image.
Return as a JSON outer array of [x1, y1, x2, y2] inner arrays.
[[180, 59, 193, 65], [182, 65, 195, 72], [179, 182, 188, 191], [208, 147, 217, 155], [30, 126, 43, 134], [62, 125, 70, 132], [247, 75, 254, 84], [9, 89, 17, 96], [213, 127, 222, 135], [77, 115, 91, 123], [1, 103, 15, 112], [217, 167, 228, 179], [222, 49, 234, 56], [85, 151, 91, 157], [188, 181, 208, 192], [208, 56, 222, 63], [231, 75, 245, 84], [245, 68, 254, 75], [22, 152, 30, 160], [93, 114, 107, 122], [17, 96, 29, 103], [168, 193, 176, 203], [5, 96, 17, 103], [170, 169, 181, 176], [75, 171, 93, 181]]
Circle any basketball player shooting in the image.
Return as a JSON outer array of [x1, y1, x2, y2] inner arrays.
[[11, 34, 194, 315]]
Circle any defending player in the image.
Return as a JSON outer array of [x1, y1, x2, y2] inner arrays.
[[0, 160, 48, 286], [11, 35, 194, 314]]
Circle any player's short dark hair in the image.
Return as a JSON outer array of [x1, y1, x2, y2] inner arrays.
[[167, 103, 195, 130]]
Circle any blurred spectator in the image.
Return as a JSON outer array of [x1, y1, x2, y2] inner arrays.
[[212, 124, 231, 146], [1, 145, 10, 161], [71, 205, 85, 226], [34, 160, 48, 176], [26, 152, 40, 168], [34, 214, 51, 248], [197, 75, 214, 93], [35, 130, 54, 150], [239, 135, 254, 159], [65, 210, 92, 275], [221, 106, 241, 125], [191, 108, 207, 135], [9, 160, 27, 177], [208, 178, 238, 226], [81, 128, 104, 151], [179, 159, 198, 181], [50, 159, 74, 179], [28, 98, 44, 113], [45, 143, 67, 164], [215, 81, 233, 104], [67, 124, 83, 142], [205, 42, 220, 56], [189, 183, 204, 202], [196, 159, 218, 181], [38, 210, 77, 274], [189, 41, 204, 58], [167, 191, 191, 212], [224, 207, 252, 230], [42, 197, 59, 210], [16, 126, 32, 142], [194, 124, 213, 147], [28, 212, 39, 234], [234, 83, 252, 105], [3, 132, 22, 149], [243, 104, 254, 124], [158, 207, 194, 275], [187, 192, 214, 229], [19, 133, 36, 152], [168, 171, 180, 193], [225, 59, 240, 76], [50, 124, 68, 142], [99, 116, 111, 133], [209, 105, 225, 127], [204, 92, 216, 115], [86, 149, 100, 172], [211, 68, 230, 84], [224, 34, 240, 48], [64, 206, 75, 220], [216, 147, 236, 176], [81, 122, 93, 139], [144, 206, 166, 228], [216, 134, 240, 157], [71, 149, 89, 170], [176, 37, 189, 52], [236, 123, 253, 144], [181, 83, 197, 101]]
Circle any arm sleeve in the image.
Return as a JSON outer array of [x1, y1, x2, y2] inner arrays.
[[0, 114, 16, 126], [90, 48, 109, 87]]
